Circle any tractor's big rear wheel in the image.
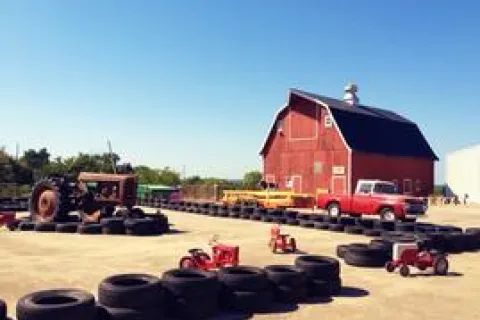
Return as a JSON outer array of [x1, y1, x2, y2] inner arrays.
[[29, 179, 61, 222]]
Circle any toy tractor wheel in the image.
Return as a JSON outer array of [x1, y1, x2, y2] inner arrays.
[[433, 256, 449, 275], [399, 264, 410, 277], [385, 261, 396, 273], [179, 257, 197, 269], [271, 241, 278, 253], [289, 238, 297, 252]]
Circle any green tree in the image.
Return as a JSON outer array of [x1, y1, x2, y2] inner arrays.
[[157, 166, 181, 186], [135, 165, 162, 184], [21, 148, 50, 170], [243, 170, 262, 189]]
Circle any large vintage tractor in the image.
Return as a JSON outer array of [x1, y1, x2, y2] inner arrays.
[[28, 167, 145, 223]]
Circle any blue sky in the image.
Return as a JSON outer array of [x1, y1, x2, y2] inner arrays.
[[1, 1, 479, 182]]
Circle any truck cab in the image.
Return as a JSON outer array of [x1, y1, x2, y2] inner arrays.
[[317, 179, 428, 221]]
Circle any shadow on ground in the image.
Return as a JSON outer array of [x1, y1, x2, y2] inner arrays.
[[408, 271, 463, 278], [335, 286, 370, 298]]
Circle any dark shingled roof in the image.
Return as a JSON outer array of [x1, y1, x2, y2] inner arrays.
[[261, 89, 438, 160]]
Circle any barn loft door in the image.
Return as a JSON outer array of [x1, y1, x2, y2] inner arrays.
[[331, 176, 347, 195]]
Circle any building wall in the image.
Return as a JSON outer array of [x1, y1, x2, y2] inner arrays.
[[351, 152, 434, 196], [263, 96, 349, 194], [446, 145, 480, 204]]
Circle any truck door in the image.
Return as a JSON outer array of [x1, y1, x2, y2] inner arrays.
[[352, 182, 373, 213]]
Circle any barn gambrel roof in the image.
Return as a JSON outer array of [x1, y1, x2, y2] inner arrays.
[[259, 88, 439, 161]]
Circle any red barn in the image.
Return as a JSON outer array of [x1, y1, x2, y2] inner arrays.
[[259, 86, 438, 197]]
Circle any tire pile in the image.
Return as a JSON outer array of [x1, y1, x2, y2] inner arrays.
[[336, 227, 480, 267], [7, 213, 169, 236], [161, 201, 480, 256], [3, 255, 342, 320]]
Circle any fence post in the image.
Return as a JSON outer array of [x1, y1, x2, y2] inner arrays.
[[213, 184, 218, 202]]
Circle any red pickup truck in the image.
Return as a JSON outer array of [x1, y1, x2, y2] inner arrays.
[[317, 179, 427, 221]]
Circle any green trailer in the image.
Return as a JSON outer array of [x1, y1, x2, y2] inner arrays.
[[137, 184, 181, 202]]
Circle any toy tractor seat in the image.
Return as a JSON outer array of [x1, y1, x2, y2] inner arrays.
[[188, 248, 205, 255]]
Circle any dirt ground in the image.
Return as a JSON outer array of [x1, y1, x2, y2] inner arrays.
[[1, 206, 480, 320]]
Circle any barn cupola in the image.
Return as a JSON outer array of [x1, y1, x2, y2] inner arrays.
[[343, 82, 359, 107]]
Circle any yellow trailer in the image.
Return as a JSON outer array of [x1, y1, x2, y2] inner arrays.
[[221, 189, 315, 209]]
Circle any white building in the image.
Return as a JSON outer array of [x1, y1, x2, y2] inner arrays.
[[445, 144, 480, 204]]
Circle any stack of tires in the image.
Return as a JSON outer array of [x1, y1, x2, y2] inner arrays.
[[294, 255, 342, 298], [264, 265, 307, 303], [162, 269, 220, 319], [239, 207, 255, 220], [217, 266, 274, 313], [270, 209, 287, 224], [16, 289, 97, 320], [251, 207, 267, 221]]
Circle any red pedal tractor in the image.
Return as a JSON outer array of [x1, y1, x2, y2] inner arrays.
[[385, 242, 449, 277], [179, 235, 240, 271], [269, 224, 297, 253]]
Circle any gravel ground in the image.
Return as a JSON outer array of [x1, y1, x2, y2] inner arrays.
[[1, 205, 480, 319]]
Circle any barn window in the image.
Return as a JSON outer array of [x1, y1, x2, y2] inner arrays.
[[276, 119, 284, 133], [415, 179, 422, 192], [324, 115, 333, 128]]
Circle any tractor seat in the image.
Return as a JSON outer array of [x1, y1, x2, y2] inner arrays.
[[279, 234, 289, 237], [188, 248, 204, 255]]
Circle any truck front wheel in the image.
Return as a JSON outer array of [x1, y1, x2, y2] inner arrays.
[[327, 202, 341, 218], [380, 208, 396, 221]]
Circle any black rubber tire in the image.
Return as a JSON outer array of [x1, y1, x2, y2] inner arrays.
[[336, 245, 350, 259], [6, 219, 21, 231], [314, 222, 330, 230], [283, 210, 298, 219], [221, 289, 273, 313], [273, 284, 307, 303], [18, 221, 35, 231], [0, 298, 6, 320], [328, 223, 345, 232], [376, 220, 396, 231], [16, 289, 96, 320], [297, 213, 312, 220], [339, 217, 356, 226], [344, 244, 388, 267], [287, 218, 299, 226], [344, 225, 363, 234], [77, 223, 102, 235], [228, 212, 240, 218], [272, 216, 287, 224], [250, 215, 261, 221], [100, 218, 126, 235], [306, 279, 332, 297], [310, 215, 326, 222], [34, 222, 57, 232], [363, 228, 382, 237], [162, 268, 219, 319], [217, 266, 269, 292], [356, 218, 375, 229], [294, 255, 340, 281], [98, 274, 165, 309], [124, 218, 156, 236], [444, 232, 467, 253], [55, 222, 79, 233], [299, 220, 314, 228], [264, 265, 307, 287], [395, 222, 416, 232], [261, 216, 273, 223], [161, 268, 219, 297], [96, 303, 165, 320]]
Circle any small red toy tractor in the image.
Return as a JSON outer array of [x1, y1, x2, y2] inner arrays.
[[269, 224, 297, 253], [179, 235, 240, 271], [385, 242, 449, 277]]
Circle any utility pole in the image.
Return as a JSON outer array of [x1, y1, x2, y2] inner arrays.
[[107, 140, 117, 173]]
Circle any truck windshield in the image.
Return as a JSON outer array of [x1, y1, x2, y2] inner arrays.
[[374, 183, 397, 194]]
